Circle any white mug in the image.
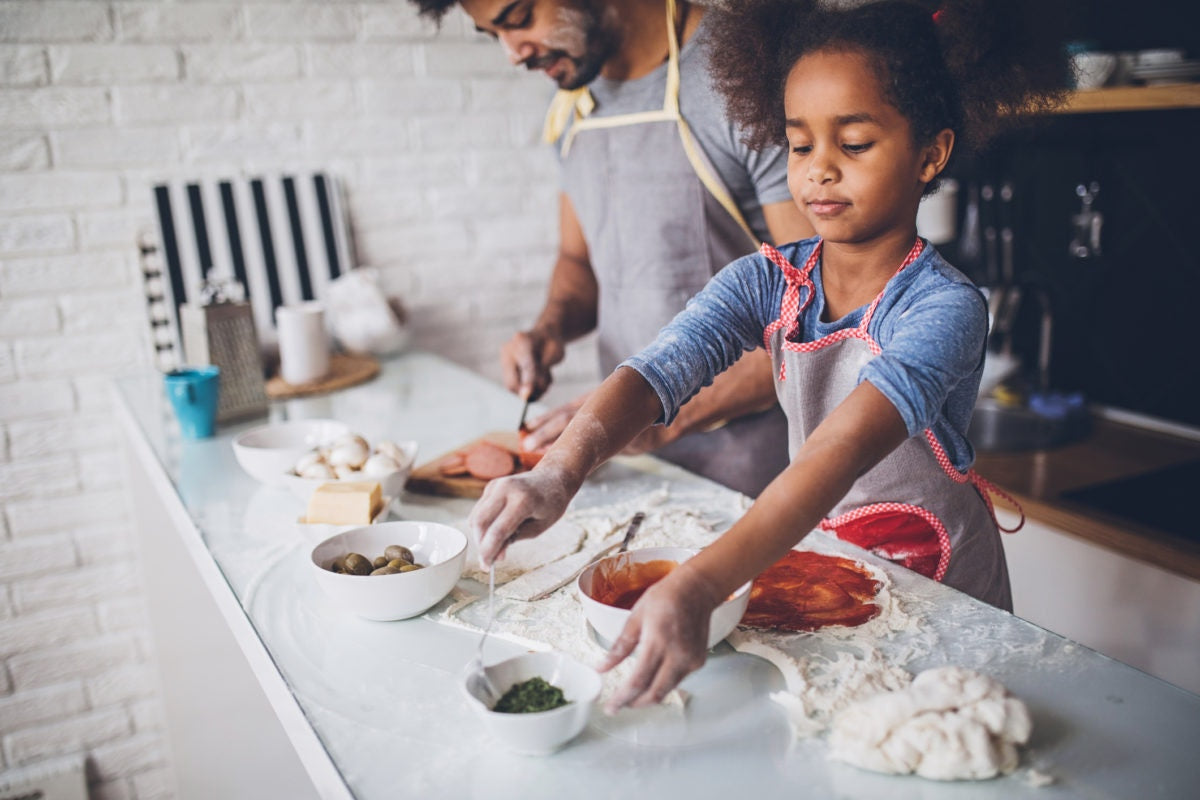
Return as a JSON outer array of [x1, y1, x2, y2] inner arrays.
[[916, 178, 958, 245], [276, 302, 330, 385]]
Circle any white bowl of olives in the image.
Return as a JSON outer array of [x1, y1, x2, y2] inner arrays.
[[310, 521, 467, 621], [462, 651, 601, 755]]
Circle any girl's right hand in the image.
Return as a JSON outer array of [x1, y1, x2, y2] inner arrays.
[[467, 464, 576, 568]]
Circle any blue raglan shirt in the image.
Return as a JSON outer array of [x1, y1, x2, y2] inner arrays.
[[621, 238, 989, 471]]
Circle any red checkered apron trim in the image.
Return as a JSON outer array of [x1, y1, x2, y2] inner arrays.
[[924, 429, 1026, 533], [761, 238, 924, 380], [764, 238, 1025, 539], [821, 501, 953, 582]]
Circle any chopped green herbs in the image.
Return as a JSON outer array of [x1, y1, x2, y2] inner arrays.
[[492, 676, 569, 714]]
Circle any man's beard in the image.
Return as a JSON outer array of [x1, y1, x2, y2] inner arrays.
[[526, 3, 619, 90]]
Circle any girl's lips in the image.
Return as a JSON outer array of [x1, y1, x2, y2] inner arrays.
[[808, 199, 850, 216]]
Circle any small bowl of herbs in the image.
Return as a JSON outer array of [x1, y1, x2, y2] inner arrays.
[[462, 651, 601, 755]]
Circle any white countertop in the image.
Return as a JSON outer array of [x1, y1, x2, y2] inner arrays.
[[114, 351, 1200, 799]]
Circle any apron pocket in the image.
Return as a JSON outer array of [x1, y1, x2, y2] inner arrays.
[[821, 503, 952, 581]]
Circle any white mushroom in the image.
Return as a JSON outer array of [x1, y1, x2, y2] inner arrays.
[[375, 440, 409, 466], [293, 451, 326, 474], [332, 463, 359, 480], [327, 434, 370, 470], [298, 461, 335, 480], [362, 452, 401, 477]]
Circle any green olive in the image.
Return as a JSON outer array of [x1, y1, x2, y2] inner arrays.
[[386, 557, 412, 570], [372, 555, 389, 569], [384, 545, 414, 563], [343, 553, 372, 576], [329, 555, 347, 573], [398, 563, 423, 572], [370, 566, 400, 576]]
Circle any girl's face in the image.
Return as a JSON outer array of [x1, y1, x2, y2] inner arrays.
[[783, 49, 951, 246]]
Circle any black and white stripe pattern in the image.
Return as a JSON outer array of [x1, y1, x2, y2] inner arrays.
[[149, 173, 353, 351]]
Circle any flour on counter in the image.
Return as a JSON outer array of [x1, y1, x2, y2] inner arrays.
[[827, 666, 1032, 781], [462, 518, 587, 584]]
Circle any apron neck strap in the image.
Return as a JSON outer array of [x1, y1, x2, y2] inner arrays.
[[858, 237, 925, 331], [663, 0, 681, 114]]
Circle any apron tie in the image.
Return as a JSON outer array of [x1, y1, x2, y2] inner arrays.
[[542, 87, 595, 144], [968, 470, 1026, 533], [760, 241, 818, 381]]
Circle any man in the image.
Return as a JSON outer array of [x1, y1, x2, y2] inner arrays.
[[408, 0, 813, 496]]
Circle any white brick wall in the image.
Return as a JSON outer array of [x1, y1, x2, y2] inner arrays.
[[0, 2, 596, 798]]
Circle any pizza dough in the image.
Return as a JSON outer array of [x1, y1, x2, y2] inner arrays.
[[462, 519, 587, 584], [828, 666, 1032, 781]]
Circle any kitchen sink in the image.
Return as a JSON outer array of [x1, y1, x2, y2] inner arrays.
[[968, 396, 1090, 452]]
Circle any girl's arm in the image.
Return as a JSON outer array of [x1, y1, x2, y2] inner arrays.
[[469, 366, 664, 567], [600, 379, 909, 712]]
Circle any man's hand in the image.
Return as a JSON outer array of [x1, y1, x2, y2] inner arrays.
[[501, 328, 566, 402], [519, 393, 589, 452]]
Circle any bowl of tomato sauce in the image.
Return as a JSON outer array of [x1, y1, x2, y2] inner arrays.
[[576, 546, 751, 650]]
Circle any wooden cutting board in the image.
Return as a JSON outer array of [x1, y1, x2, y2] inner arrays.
[[405, 431, 528, 499]]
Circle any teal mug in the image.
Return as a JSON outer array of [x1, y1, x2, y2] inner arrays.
[[164, 366, 221, 439]]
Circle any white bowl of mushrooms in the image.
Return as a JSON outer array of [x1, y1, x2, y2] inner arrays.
[[232, 419, 352, 487], [280, 432, 419, 501]]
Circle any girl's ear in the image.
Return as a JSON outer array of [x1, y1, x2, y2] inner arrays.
[[918, 129, 955, 184]]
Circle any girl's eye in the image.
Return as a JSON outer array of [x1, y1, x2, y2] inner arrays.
[[843, 142, 873, 153], [790, 144, 812, 155]]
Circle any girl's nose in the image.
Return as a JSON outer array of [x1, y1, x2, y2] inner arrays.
[[807, 152, 837, 183]]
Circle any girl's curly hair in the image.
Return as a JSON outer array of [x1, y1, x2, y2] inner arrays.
[[705, 0, 1070, 159]]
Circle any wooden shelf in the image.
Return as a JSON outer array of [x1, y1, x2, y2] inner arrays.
[[1053, 83, 1200, 114]]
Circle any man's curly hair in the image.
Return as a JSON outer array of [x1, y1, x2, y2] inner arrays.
[[407, 0, 460, 24], [705, 0, 1070, 161]]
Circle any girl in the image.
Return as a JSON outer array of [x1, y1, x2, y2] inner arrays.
[[469, 0, 1068, 713]]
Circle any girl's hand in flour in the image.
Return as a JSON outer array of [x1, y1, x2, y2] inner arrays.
[[468, 465, 577, 568], [598, 561, 723, 713]]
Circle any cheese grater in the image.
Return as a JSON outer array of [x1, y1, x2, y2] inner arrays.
[[181, 297, 269, 422]]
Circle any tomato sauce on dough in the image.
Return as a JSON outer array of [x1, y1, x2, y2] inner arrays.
[[742, 550, 881, 632]]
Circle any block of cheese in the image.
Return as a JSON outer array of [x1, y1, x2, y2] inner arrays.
[[305, 481, 382, 525]]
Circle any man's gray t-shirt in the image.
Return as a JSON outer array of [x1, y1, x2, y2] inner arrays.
[[558, 16, 794, 244]]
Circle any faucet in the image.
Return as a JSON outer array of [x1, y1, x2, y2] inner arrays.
[[1069, 181, 1103, 259]]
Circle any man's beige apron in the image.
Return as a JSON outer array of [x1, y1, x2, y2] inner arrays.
[[545, 0, 790, 496], [761, 239, 1018, 609]]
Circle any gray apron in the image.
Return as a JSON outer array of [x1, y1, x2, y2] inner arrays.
[[762, 239, 1017, 610], [552, 0, 790, 497]]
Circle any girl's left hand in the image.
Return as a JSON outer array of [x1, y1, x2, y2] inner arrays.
[[598, 562, 722, 713]]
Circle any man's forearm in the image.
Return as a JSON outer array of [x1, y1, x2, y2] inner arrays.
[[533, 253, 598, 344], [669, 349, 778, 436]]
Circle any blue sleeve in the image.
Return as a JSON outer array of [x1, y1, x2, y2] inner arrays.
[[860, 282, 988, 435], [621, 253, 783, 425]]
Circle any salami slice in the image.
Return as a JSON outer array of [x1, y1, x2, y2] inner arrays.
[[463, 441, 518, 480]]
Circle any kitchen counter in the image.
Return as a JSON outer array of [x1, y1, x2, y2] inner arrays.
[[113, 351, 1200, 799], [974, 416, 1200, 581]]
